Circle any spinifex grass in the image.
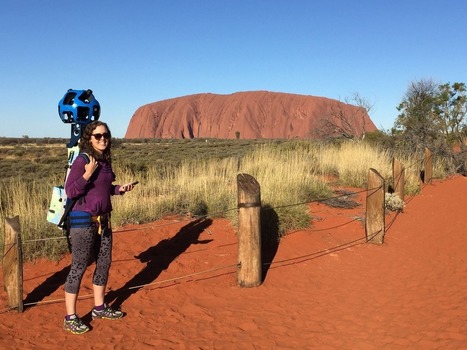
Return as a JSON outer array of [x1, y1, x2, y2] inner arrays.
[[235, 145, 332, 240], [0, 139, 449, 261], [313, 141, 446, 192]]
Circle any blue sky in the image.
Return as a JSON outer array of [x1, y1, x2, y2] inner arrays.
[[1, 0, 466, 138]]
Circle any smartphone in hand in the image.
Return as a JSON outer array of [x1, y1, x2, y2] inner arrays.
[[121, 181, 139, 193]]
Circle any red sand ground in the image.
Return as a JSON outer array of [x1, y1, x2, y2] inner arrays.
[[1, 175, 466, 349]]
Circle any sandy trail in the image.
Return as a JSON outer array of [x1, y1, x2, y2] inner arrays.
[[1, 176, 466, 349]]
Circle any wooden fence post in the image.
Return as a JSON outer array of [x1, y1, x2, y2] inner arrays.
[[462, 137, 467, 176], [465, 150, 467, 177], [366, 169, 385, 244], [393, 158, 405, 201], [3, 216, 23, 312], [424, 147, 433, 184], [236, 173, 262, 287]]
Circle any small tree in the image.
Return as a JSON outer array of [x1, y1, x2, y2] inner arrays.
[[394, 79, 439, 152], [395, 79, 467, 154], [315, 92, 374, 141], [434, 82, 467, 145]]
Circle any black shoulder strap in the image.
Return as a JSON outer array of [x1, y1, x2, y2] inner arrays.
[[57, 153, 90, 228], [58, 199, 75, 228], [80, 152, 90, 164]]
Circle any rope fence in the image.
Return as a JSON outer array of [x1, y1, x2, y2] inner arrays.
[[1, 184, 380, 254], [0, 148, 437, 313], [0, 185, 378, 255]]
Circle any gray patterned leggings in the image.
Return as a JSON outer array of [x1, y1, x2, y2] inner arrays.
[[64, 225, 113, 294]]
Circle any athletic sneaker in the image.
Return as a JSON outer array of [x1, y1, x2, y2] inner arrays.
[[92, 304, 123, 320], [63, 315, 90, 335]]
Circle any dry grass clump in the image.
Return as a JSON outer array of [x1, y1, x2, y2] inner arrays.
[[234, 145, 332, 240], [385, 193, 405, 212], [315, 142, 392, 187]]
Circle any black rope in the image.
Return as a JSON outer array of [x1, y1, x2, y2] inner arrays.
[[264, 230, 382, 268], [4, 184, 383, 247]]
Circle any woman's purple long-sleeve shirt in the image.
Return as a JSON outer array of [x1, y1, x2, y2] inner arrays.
[[65, 155, 122, 216]]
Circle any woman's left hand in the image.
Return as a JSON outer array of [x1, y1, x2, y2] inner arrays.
[[120, 182, 138, 193]]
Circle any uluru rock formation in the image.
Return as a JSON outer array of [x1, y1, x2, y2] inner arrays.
[[124, 91, 377, 139]]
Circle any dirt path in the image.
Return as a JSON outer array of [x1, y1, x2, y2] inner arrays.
[[1, 175, 466, 349]]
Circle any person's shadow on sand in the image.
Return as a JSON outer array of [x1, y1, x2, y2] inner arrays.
[[22, 265, 70, 311], [104, 217, 213, 309]]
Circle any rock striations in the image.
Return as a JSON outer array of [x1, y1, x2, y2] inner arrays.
[[124, 91, 377, 139]]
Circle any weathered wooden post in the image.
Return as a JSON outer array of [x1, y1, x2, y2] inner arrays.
[[236, 173, 262, 287], [366, 169, 385, 244], [463, 138, 467, 176], [424, 147, 433, 184], [3, 216, 23, 312], [464, 154, 467, 176], [393, 158, 405, 201]]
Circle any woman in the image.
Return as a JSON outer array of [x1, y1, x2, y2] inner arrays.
[[63, 121, 136, 334]]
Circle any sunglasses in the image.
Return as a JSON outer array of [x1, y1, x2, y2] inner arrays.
[[91, 132, 110, 140]]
